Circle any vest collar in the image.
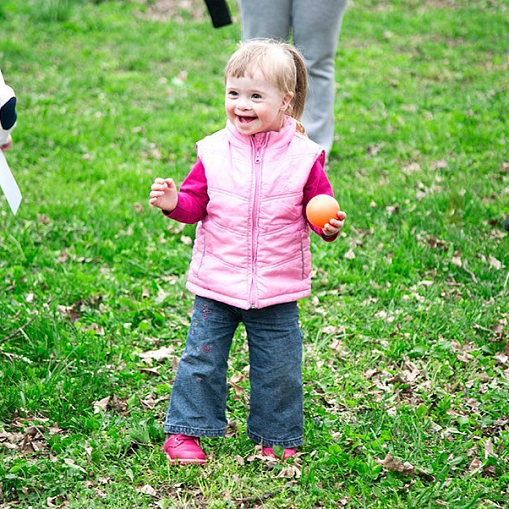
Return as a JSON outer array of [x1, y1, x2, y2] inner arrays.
[[226, 115, 297, 150]]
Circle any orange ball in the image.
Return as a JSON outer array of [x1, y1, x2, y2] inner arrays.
[[306, 194, 340, 229]]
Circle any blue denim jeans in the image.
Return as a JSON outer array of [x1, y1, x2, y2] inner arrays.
[[164, 296, 304, 448]]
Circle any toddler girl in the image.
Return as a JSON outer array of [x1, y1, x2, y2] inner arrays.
[[150, 39, 346, 464]]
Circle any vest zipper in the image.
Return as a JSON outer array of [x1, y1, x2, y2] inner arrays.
[[249, 134, 266, 308]]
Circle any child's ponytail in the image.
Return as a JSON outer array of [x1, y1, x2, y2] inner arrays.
[[282, 43, 307, 123]]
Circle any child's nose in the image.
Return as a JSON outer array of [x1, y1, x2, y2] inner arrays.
[[237, 97, 251, 110]]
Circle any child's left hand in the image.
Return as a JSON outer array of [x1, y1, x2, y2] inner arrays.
[[1, 135, 12, 151], [323, 210, 346, 237]]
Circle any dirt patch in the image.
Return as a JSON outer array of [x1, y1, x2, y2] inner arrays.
[[137, 0, 207, 23]]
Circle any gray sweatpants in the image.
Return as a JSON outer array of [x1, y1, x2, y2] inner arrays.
[[239, 0, 348, 154]]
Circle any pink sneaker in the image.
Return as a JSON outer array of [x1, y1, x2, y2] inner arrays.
[[262, 446, 297, 460], [163, 434, 207, 465]]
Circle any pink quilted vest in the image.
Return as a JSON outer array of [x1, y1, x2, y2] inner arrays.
[[186, 116, 324, 309]]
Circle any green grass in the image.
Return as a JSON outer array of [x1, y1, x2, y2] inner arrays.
[[1, 0, 508, 507]]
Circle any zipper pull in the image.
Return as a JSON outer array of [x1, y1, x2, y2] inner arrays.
[[253, 133, 267, 164]]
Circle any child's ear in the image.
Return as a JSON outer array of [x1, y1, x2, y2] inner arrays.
[[280, 92, 294, 112]]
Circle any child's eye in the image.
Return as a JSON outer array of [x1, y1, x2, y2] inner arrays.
[[252, 93, 262, 99], [228, 90, 238, 97]]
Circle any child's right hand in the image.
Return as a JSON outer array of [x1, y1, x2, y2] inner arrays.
[[149, 177, 178, 212]]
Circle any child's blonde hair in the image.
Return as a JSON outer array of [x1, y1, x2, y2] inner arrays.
[[225, 39, 308, 133]]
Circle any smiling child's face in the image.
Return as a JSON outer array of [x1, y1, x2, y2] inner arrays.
[[225, 68, 293, 136]]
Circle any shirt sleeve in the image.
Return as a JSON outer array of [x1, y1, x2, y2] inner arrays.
[[303, 154, 339, 242], [163, 158, 209, 224]]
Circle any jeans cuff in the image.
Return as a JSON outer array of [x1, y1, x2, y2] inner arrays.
[[247, 429, 304, 448], [164, 424, 226, 438]]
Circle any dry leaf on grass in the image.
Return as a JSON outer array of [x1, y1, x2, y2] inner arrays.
[[93, 396, 111, 414], [277, 463, 302, 479], [92, 395, 128, 415], [64, 458, 87, 474], [488, 255, 503, 270], [1, 427, 48, 455], [57, 304, 81, 322], [451, 251, 462, 267], [468, 457, 483, 472], [402, 161, 421, 175], [484, 438, 496, 459], [137, 346, 176, 363], [47, 495, 69, 508], [344, 249, 356, 260], [137, 484, 158, 497], [139, 393, 166, 410], [378, 454, 435, 482]]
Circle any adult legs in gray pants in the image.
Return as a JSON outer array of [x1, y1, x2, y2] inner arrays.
[[239, 0, 348, 155]]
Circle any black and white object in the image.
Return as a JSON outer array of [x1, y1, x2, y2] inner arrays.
[[0, 68, 21, 215], [0, 68, 17, 147]]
